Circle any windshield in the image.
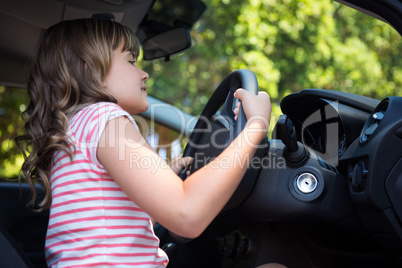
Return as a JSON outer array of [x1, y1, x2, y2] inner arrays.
[[142, 0, 401, 113], [1, 0, 401, 180]]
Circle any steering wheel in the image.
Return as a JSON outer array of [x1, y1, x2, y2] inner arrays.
[[179, 69, 261, 182], [170, 69, 264, 244]]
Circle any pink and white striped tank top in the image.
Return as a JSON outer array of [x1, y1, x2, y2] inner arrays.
[[45, 102, 168, 267]]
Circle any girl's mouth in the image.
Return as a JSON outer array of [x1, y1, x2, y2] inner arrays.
[[141, 86, 147, 95]]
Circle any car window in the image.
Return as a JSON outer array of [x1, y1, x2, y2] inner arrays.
[[0, 86, 186, 181], [0, 86, 28, 180], [1, 0, 401, 181], [141, 0, 402, 119]]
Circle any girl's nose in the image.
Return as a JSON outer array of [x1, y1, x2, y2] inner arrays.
[[141, 69, 149, 81]]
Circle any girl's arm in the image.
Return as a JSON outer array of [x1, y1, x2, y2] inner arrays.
[[97, 89, 271, 238]]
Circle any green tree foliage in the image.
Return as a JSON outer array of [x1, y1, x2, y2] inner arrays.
[[141, 0, 402, 119], [1, 0, 402, 178], [0, 86, 28, 179]]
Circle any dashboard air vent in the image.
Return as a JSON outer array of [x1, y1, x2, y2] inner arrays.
[[360, 99, 389, 143]]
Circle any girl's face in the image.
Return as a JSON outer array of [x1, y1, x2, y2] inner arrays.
[[103, 41, 149, 114]]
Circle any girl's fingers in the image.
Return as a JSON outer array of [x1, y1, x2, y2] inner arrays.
[[233, 107, 239, 115], [181, 156, 193, 166]]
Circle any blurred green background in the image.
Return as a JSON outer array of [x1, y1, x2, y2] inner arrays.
[[1, 0, 401, 179]]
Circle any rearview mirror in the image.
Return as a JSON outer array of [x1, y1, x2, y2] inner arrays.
[[142, 27, 191, 61]]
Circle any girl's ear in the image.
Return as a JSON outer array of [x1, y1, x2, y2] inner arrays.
[[84, 62, 88, 70]]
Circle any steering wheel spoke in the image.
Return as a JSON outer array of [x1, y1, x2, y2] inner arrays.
[[179, 69, 259, 180]]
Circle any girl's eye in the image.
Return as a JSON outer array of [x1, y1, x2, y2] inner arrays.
[[129, 61, 136, 66]]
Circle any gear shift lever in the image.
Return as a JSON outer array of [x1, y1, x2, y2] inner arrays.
[[277, 115, 306, 163]]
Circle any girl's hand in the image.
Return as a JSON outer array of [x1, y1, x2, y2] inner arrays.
[[233, 88, 271, 136], [169, 154, 193, 175]]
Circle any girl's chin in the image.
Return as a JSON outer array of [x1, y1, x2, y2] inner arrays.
[[133, 102, 149, 114], [122, 101, 148, 115], [142, 102, 149, 112]]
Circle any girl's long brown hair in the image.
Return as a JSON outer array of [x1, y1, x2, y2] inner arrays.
[[15, 19, 140, 211]]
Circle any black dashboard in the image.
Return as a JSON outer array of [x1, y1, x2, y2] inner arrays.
[[278, 89, 402, 262], [279, 89, 379, 165], [184, 87, 402, 266]]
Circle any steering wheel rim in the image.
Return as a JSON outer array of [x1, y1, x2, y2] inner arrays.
[[179, 69, 259, 180], [171, 70, 262, 243]]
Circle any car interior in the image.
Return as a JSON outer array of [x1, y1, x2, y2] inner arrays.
[[1, 0, 402, 267]]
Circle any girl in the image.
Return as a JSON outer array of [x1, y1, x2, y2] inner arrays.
[[17, 19, 271, 267]]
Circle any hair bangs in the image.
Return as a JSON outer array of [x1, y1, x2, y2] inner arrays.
[[116, 26, 141, 59]]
